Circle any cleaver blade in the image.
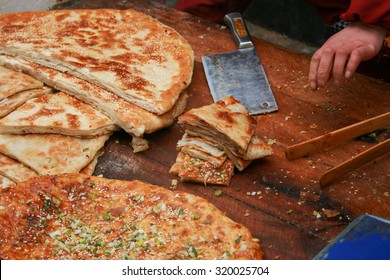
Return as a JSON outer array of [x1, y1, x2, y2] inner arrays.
[[202, 13, 278, 115]]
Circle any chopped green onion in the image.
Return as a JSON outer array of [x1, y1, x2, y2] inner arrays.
[[214, 189, 222, 197]]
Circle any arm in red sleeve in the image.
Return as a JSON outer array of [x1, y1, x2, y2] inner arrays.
[[305, 0, 390, 32], [341, 0, 390, 32]]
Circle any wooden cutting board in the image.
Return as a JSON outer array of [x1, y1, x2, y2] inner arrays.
[[57, 0, 390, 260]]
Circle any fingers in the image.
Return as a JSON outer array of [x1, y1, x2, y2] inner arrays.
[[309, 47, 335, 90], [345, 47, 364, 79], [309, 50, 321, 90], [308, 22, 386, 90], [309, 48, 334, 90], [309, 46, 362, 90], [332, 48, 349, 86]]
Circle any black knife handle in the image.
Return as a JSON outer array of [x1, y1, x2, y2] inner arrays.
[[224, 12, 254, 49]]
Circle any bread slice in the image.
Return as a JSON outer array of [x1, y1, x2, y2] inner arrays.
[[0, 152, 38, 182], [0, 174, 15, 189], [178, 96, 257, 156], [0, 92, 119, 137], [0, 65, 43, 100], [170, 151, 234, 186], [0, 133, 110, 176], [0, 86, 52, 118]]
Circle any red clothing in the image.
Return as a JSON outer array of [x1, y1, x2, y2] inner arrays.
[[176, 0, 390, 32], [305, 0, 390, 31]]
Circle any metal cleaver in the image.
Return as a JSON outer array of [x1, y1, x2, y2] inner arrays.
[[202, 13, 278, 115]]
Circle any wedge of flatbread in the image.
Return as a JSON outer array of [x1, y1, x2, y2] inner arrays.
[[174, 96, 272, 175], [0, 65, 43, 100], [0, 55, 188, 137], [0, 173, 262, 259], [0, 9, 194, 114], [178, 96, 257, 157], [0, 149, 101, 184], [179, 131, 252, 171], [0, 92, 119, 137], [0, 133, 110, 176], [186, 130, 272, 162], [177, 133, 225, 158], [180, 146, 227, 167], [0, 174, 15, 189], [79, 149, 104, 176], [0, 86, 52, 118], [0, 152, 38, 183], [170, 152, 234, 186]]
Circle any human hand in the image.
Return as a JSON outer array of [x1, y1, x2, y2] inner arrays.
[[309, 22, 387, 90]]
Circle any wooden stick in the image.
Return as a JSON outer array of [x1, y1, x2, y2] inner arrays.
[[285, 112, 390, 160], [320, 137, 390, 187]]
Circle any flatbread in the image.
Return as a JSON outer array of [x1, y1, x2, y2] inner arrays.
[[0, 65, 43, 100], [0, 9, 194, 114], [243, 134, 273, 160], [0, 174, 15, 189], [0, 55, 188, 137], [180, 146, 227, 167], [177, 133, 225, 157], [175, 96, 272, 173], [0, 86, 52, 118], [170, 152, 234, 186], [80, 149, 104, 176], [131, 136, 149, 153], [0, 173, 263, 260], [0, 92, 119, 137], [178, 96, 257, 156], [0, 133, 110, 176], [0, 148, 101, 184], [0, 152, 38, 182]]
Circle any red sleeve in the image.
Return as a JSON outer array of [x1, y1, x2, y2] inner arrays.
[[341, 0, 390, 30], [305, 0, 390, 31], [176, 0, 251, 24]]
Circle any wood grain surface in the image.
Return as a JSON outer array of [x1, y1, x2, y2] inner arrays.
[[57, 0, 390, 260]]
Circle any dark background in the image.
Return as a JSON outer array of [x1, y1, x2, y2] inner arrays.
[[244, 0, 333, 48]]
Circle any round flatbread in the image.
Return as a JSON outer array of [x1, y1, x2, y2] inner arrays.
[[0, 9, 194, 114], [0, 173, 263, 260]]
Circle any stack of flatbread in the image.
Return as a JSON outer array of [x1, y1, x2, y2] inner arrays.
[[0, 9, 194, 184], [0, 66, 114, 185], [0, 9, 193, 135], [170, 96, 273, 186]]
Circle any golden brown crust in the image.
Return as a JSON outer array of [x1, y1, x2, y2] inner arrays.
[[0, 152, 38, 182], [0, 173, 263, 260], [0, 133, 110, 176], [0, 55, 188, 137], [0, 9, 194, 115], [180, 146, 227, 167], [0, 86, 52, 118], [177, 96, 272, 172], [170, 152, 234, 186], [178, 96, 257, 155], [0, 174, 15, 189], [0, 65, 43, 100], [0, 92, 119, 137]]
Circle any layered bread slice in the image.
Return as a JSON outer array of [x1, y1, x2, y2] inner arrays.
[[0, 92, 119, 137]]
